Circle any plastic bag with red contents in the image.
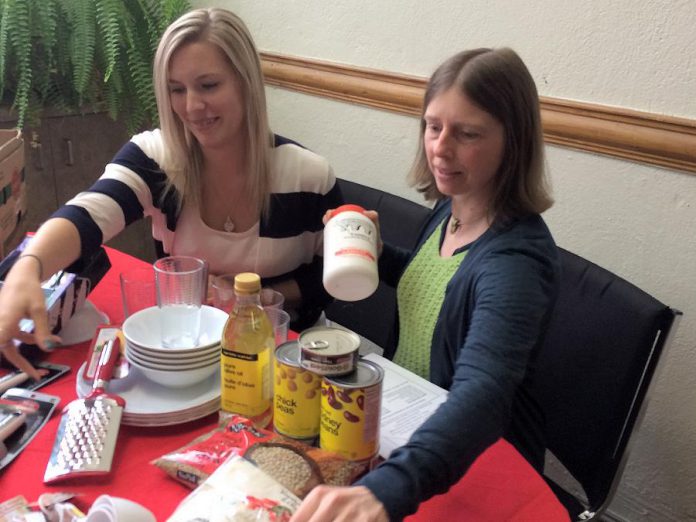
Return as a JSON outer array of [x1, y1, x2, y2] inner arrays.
[[167, 455, 300, 522], [152, 415, 367, 498]]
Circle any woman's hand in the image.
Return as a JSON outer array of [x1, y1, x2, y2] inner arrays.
[[290, 485, 388, 522], [0, 259, 59, 380], [361, 210, 383, 257]]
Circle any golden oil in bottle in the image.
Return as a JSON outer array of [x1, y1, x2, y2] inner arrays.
[[220, 272, 274, 428]]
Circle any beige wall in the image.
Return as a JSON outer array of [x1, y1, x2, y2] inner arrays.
[[196, 1, 696, 520]]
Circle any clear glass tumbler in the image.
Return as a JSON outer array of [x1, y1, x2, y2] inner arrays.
[[154, 256, 207, 348]]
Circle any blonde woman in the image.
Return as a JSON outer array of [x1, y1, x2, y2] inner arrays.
[[0, 8, 341, 379]]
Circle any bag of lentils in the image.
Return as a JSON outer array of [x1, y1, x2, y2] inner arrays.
[[152, 415, 367, 498]]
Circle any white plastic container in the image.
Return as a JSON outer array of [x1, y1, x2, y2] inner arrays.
[[323, 204, 379, 301]]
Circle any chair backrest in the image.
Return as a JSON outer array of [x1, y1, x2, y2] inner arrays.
[[325, 178, 430, 355], [533, 247, 681, 520]]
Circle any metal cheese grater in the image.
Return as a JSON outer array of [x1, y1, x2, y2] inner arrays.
[[44, 337, 125, 483]]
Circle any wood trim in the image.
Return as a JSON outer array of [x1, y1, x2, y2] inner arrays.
[[261, 52, 696, 175]]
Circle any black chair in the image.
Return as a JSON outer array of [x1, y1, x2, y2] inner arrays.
[[533, 248, 681, 520], [328, 181, 681, 519], [325, 178, 430, 355]]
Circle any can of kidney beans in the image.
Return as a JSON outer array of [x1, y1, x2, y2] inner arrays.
[[274, 341, 321, 442], [299, 326, 360, 377], [319, 359, 383, 462]]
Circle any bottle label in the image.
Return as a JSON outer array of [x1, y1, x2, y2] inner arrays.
[[327, 216, 377, 262], [221, 348, 271, 417], [335, 247, 375, 261], [324, 212, 379, 302], [332, 217, 375, 245]]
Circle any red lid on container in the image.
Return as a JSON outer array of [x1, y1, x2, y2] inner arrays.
[[329, 204, 365, 218]]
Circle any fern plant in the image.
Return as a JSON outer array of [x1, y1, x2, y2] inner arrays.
[[0, 0, 191, 131]]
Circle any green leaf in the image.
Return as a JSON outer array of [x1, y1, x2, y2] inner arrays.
[[65, 0, 96, 98], [0, 0, 11, 100], [94, 0, 123, 83], [0, 0, 191, 129], [8, 0, 33, 127], [30, 1, 59, 104]]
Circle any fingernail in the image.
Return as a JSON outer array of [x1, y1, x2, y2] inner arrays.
[[44, 340, 57, 351]]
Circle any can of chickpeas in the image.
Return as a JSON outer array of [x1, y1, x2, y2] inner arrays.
[[319, 359, 383, 462], [299, 326, 360, 376], [274, 341, 321, 442]]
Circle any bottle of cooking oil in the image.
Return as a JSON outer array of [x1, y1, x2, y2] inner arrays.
[[220, 272, 274, 428]]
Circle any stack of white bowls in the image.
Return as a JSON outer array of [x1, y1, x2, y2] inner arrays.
[[122, 305, 228, 388]]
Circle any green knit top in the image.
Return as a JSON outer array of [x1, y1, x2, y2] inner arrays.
[[393, 218, 467, 379]]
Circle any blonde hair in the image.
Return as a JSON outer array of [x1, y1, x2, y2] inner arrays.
[[153, 7, 272, 213], [409, 47, 553, 219]]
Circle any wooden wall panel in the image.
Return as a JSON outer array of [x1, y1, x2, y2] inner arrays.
[[261, 52, 696, 175]]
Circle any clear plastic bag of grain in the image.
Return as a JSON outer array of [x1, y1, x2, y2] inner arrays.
[[153, 415, 367, 498], [167, 455, 299, 522]]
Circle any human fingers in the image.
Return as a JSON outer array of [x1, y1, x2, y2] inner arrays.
[[362, 209, 379, 226], [0, 341, 42, 381], [0, 328, 59, 381], [25, 297, 54, 353], [290, 485, 321, 522], [322, 209, 335, 225], [15, 331, 61, 351], [290, 486, 387, 522], [361, 211, 383, 256]]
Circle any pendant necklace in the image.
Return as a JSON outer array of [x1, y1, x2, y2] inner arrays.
[[450, 215, 461, 234], [223, 215, 236, 233]]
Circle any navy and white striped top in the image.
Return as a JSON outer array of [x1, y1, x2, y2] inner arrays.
[[53, 130, 343, 321]]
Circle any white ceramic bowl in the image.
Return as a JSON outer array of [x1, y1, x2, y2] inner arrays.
[[126, 336, 221, 356], [126, 347, 218, 369], [123, 305, 228, 353], [127, 344, 220, 366], [127, 340, 220, 360], [126, 352, 218, 388]]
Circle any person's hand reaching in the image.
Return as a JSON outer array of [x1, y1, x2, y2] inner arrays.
[[290, 485, 388, 522], [0, 256, 60, 380]]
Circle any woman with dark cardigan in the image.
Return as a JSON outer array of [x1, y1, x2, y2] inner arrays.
[[292, 47, 560, 522]]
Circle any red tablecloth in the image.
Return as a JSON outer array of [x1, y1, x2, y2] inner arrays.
[[0, 247, 569, 521]]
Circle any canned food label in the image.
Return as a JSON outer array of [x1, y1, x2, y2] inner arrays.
[[274, 358, 321, 439], [301, 354, 356, 376], [299, 327, 360, 376], [320, 379, 381, 461]]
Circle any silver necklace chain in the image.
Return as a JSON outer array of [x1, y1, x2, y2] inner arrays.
[[223, 215, 235, 233]]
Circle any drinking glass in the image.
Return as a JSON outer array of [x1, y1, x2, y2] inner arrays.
[[260, 288, 285, 310], [154, 256, 207, 348], [119, 267, 156, 319], [211, 274, 238, 314], [265, 308, 290, 347], [212, 274, 285, 313]]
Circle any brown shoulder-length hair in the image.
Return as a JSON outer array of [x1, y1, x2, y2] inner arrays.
[[409, 47, 553, 219]]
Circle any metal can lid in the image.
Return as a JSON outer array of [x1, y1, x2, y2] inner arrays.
[[299, 327, 361, 356], [275, 341, 300, 367], [324, 359, 384, 388]]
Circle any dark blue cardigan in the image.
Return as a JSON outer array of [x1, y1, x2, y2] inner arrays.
[[357, 199, 560, 521]]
